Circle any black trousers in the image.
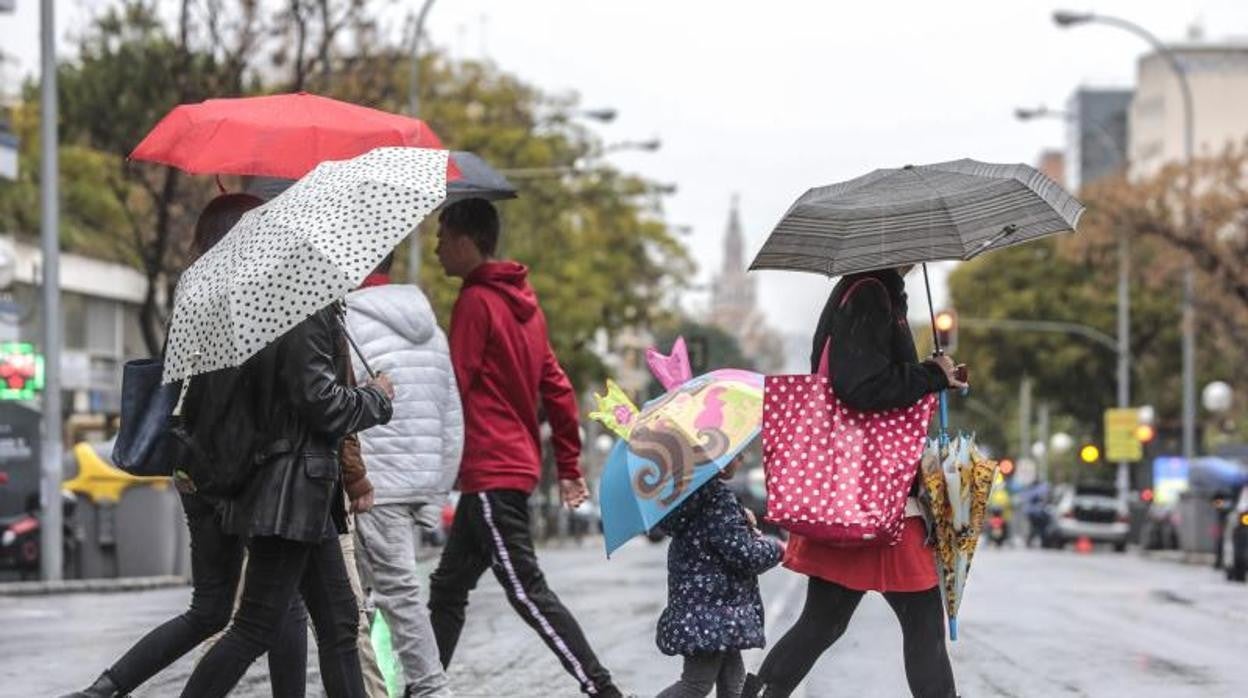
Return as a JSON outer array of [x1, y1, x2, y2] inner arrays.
[[181, 534, 364, 698], [105, 493, 307, 696], [755, 577, 956, 698], [428, 490, 615, 696]]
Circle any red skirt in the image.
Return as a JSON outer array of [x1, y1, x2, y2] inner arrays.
[[783, 517, 937, 593]]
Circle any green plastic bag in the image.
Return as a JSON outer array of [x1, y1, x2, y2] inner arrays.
[[370, 609, 403, 697]]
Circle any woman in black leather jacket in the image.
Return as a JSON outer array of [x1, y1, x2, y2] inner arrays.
[[61, 194, 312, 698], [180, 301, 394, 698]]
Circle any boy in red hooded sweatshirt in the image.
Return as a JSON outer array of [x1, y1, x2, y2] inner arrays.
[[428, 198, 623, 698]]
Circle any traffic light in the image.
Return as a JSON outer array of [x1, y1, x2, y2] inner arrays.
[[1080, 444, 1101, 464], [998, 458, 1016, 477], [1135, 424, 1156, 444], [934, 310, 958, 353]]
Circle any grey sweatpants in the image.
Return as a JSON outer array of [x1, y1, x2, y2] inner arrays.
[[356, 502, 452, 697], [657, 650, 746, 698]]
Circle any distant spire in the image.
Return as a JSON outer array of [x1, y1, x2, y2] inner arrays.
[[723, 193, 744, 275]]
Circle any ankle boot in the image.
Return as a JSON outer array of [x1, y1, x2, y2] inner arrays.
[[59, 672, 126, 698]]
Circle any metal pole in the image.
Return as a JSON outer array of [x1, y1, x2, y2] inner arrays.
[[1019, 376, 1033, 468], [1182, 269, 1196, 458], [1037, 402, 1051, 483], [1116, 228, 1131, 496], [39, 0, 63, 582], [407, 0, 436, 285], [1171, 37, 1198, 462]]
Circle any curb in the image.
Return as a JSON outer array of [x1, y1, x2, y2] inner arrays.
[[1139, 550, 1217, 567], [0, 575, 189, 597]]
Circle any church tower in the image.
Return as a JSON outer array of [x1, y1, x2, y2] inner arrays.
[[708, 195, 783, 372], [710, 194, 756, 329]]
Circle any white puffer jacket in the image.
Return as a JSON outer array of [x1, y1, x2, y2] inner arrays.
[[345, 284, 463, 506]]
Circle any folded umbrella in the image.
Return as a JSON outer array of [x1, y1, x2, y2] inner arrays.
[[921, 433, 998, 640], [162, 147, 449, 383], [131, 92, 458, 181]]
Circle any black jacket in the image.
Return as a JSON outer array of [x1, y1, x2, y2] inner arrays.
[[812, 269, 948, 412], [222, 306, 393, 543]]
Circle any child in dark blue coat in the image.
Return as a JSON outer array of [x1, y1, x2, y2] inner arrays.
[[655, 457, 785, 698]]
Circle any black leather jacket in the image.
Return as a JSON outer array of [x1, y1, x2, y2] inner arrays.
[[222, 305, 392, 543]]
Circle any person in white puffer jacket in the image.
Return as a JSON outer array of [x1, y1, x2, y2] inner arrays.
[[346, 254, 462, 698]]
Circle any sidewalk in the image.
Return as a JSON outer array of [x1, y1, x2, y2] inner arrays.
[[0, 575, 189, 597]]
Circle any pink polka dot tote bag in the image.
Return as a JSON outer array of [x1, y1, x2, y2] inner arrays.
[[762, 335, 936, 547]]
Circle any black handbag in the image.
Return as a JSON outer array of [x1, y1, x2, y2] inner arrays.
[[112, 358, 182, 476]]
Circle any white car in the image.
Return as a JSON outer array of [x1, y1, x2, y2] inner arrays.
[[1050, 485, 1130, 552]]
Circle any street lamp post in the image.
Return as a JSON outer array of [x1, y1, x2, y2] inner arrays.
[[1015, 103, 1133, 495], [406, 0, 437, 285], [1053, 10, 1199, 465], [39, 0, 64, 581]]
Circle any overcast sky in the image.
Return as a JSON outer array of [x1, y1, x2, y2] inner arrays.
[[3, 0, 1247, 340]]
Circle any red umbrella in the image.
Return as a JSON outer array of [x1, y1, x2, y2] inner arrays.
[[131, 92, 458, 180]]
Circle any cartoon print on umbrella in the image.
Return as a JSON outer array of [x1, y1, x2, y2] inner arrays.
[[591, 342, 764, 555]]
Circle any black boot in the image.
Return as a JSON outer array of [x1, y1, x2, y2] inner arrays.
[[59, 672, 126, 698]]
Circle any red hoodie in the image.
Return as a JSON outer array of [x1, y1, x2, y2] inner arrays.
[[449, 261, 582, 494]]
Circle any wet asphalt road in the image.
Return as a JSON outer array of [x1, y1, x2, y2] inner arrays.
[[3, 539, 1245, 697]]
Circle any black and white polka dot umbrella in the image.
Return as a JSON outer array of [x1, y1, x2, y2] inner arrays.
[[162, 147, 449, 383]]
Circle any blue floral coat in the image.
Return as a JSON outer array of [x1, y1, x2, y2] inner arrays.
[[655, 479, 785, 656]]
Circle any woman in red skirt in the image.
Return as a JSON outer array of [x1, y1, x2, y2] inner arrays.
[[742, 267, 966, 698]]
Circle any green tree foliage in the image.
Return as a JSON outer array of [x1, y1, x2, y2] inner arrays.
[[0, 0, 691, 392], [944, 150, 1248, 458]]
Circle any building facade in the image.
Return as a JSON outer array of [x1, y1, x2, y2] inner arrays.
[[1129, 42, 1248, 179], [0, 236, 146, 423], [1064, 87, 1131, 191], [1037, 149, 1066, 189]]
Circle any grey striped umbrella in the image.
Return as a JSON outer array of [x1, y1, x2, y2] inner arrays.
[[749, 159, 1084, 278]]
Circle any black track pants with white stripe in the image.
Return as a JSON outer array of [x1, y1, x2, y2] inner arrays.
[[428, 490, 616, 696]]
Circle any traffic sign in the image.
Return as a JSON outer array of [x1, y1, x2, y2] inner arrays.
[[1104, 407, 1143, 462]]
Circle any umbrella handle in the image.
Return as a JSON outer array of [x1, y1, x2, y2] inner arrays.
[[939, 391, 950, 446], [343, 328, 378, 379]]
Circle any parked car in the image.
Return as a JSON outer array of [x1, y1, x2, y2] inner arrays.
[[1048, 485, 1130, 552], [1220, 485, 1248, 582]]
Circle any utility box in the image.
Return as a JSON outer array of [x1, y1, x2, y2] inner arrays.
[[63, 442, 187, 579], [1176, 492, 1221, 554]]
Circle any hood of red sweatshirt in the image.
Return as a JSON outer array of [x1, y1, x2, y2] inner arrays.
[[464, 260, 538, 322]]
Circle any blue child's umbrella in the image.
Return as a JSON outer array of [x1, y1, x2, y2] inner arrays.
[[597, 369, 764, 556]]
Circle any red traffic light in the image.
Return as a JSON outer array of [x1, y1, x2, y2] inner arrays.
[[933, 310, 958, 353], [1141, 488, 1154, 503], [999, 458, 1015, 476]]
